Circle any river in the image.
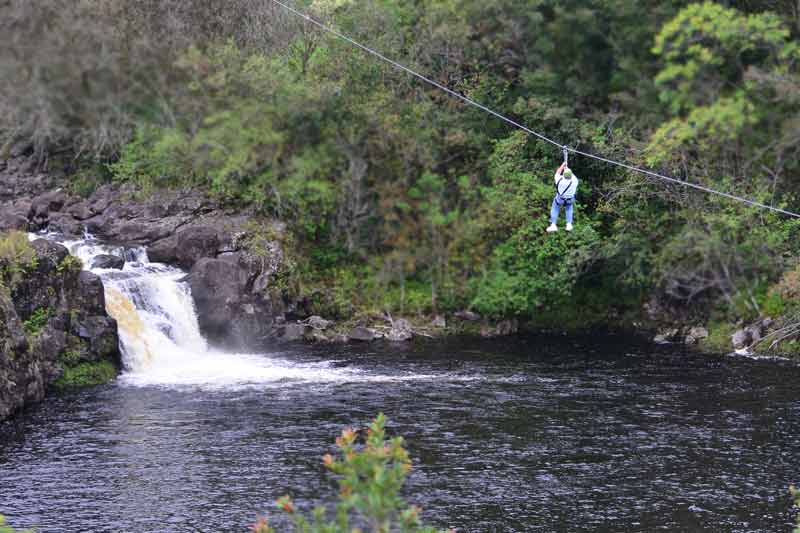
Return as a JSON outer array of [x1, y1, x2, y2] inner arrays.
[[0, 236, 798, 532]]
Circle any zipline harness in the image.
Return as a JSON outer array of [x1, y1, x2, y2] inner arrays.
[[268, 0, 800, 220]]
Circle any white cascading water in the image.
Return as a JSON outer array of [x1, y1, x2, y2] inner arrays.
[[36, 232, 449, 389]]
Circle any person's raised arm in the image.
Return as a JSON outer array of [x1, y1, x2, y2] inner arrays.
[[554, 162, 567, 183]]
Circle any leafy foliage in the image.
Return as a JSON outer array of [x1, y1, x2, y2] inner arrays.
[[793, 485, 800, 533], [254, 414, 445, 533], [0, 515, 32, 533], [0, 232, 38, 289], [22, 308, 49, 338], [54, 361, 117, 389], [4, 0, 800, 329]]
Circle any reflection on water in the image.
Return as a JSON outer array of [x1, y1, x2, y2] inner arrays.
[[1, 336, 798, 532]]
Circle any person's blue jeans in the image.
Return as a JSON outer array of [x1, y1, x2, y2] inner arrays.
[[550, 196, 574, 225]]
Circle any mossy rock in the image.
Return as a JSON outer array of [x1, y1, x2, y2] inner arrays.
[[54, 360, 117, 388]]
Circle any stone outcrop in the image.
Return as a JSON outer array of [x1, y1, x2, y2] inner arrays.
[[187, 251, 285, 350], [0, 239, 120, 421], [1, 156, 290, 350], [731, 318, 775, 351], [90, 254, 125, 270]]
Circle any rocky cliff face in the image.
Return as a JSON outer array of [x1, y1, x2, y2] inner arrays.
[[0, 156, 289, 350], [0, 237, 120, 421]]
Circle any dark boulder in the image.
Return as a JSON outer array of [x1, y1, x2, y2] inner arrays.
[[187, 255, 280, 349], [47, 212, 84, 237], [348, 326, 376, 342], [0, 211, 29, 232], [732, 328, 751, 350], [90, 254, 125, 270], [386, 318, 413, 342], [455, 310, 481, 321], [66, 201, 94, 221], [29, 189, 68, 217], [276, 323, 309, 342], [29, 239, 70, 271], [76, 270, 107, 315], [75, 316, 120, 363], [149, 225, 220, 269], [28, 189, 71, 230]]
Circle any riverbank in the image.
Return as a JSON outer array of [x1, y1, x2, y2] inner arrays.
[[1, 154, 798, 360], [0, 232, 120, 420]]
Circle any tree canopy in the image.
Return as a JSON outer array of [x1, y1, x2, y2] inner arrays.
[[1, 0, 799, 328]]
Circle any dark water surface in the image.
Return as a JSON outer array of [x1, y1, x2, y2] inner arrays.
[[1, 335, 798, 532]]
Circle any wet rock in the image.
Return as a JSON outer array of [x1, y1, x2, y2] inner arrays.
[[90, 254, 125, 270], [496, 319, 519, 336], [732, 329, 751, 350], [0, 211, 29, 231], [306, 315, 333, 331], [66, 201, 94, 221], [688, 327, 709, 340], [653, 328, 679, 344], [189, 257, 249, 343], [29, 239, 70, 268], [683, 326, 709, 345], [76, 270, 107, 315], [149, 225, 221, 269], [307, 329, 330, 343], [47, 212, 84, 237], [431, 315, 447, 329], [386, 318, 413, 342], [455, 310, 481, 321], [0, 243, 119, 421], [275, 323, 307, 342], [188, 256, 281, 350], [348, 326, 376, 342]]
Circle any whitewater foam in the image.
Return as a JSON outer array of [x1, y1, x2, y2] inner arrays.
[[36, 233, 474, 390]]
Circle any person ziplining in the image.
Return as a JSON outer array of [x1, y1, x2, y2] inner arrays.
[[547, 161, 579, 233], [267, 0, 800, 222]]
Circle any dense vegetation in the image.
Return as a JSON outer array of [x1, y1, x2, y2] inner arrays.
[[2, 0, 799, 339]]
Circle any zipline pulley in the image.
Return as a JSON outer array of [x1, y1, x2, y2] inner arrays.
[[562, 145, 569, 166]]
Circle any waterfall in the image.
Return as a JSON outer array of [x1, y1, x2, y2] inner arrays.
[[63, 239, 207, 374], [33, 232, 449, 389], [46, 235, 302, 387]]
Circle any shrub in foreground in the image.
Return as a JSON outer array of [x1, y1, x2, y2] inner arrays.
[[254, 414, 448, 533]]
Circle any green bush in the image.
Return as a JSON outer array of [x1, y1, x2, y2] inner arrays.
[[255, 414, 445, 533], [54, 361, 117, 388], [473, 223, 600, 319], [792, 485, 800, 533], [0, 231, 38, 288], [23, 307, 49, 337], [704, 321, 737, 352], [108, 125, 193, 194]]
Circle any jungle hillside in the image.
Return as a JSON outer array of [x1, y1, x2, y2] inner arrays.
[[2, 0, 800, 349]]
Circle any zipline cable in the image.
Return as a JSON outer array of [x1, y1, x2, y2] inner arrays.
[[268, 0, 800, 219]]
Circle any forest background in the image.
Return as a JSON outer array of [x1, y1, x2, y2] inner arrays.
[[2, 0, 799, 347]]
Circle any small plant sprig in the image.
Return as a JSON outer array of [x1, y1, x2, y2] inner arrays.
[[255, 414, 448, 533], [0, 514, 33, 533]]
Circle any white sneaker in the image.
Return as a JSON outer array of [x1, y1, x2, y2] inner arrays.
[[566, 223, 573, 232], [546, 224, 558, 233]]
